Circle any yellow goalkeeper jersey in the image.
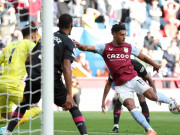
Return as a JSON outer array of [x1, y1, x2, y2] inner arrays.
[[0, 40, 35, 88]]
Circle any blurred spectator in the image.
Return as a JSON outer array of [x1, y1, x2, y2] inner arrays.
[[158, 58, 171, 88], [120, 0, 130, 23], [163, 0, 179, 23], [129, 0, 146, 28], [2, 34, 12, 46], [129, 18, 142, 38], [0, 14, 15, 39], [164, 18, 180, 39], [173, 62, 180, 77], [80, 0, 90, 10], [53, 0, 58, 26], [153, 37, 162, 50], [174, 32, 180, 47], [111, 0, 122, 23], [16, 0, 29, 29], [72, 0, 84, 18], [169, 39, 179, 58], [11, 27, 23, 41], [0, 0, 14, 23], [81, 7, 100, 29], [149, 0, 162, 34], [57, 0, 71, 18], [70, 0, 84, 27], [96, 64, 109, 77], [8, 7, 17, 33], [143, 31, 155, 50], [72, 77, 81, 107], [76, 52, 92, 74], [95, 0, 108, 29], [28, 0, 41, 23], [173, 62, 180, 88], [163, 46, 175, 79]]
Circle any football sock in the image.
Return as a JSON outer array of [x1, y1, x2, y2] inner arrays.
[[130, 108, 153, 131], [7, 102, 29, 132], [113, 99, 122, 126], [0, 116, 7, 124], [16, 107, 41, 127], [140, 101, 149, 123], [157, 92, 171, 104], [69, 106, 88, 135]]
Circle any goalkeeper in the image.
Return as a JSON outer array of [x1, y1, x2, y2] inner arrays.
[[0, 13, 88, 135], [0, 22, 41, 125]]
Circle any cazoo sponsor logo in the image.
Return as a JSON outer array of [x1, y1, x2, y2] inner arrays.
[[107, 54, 129, 59]]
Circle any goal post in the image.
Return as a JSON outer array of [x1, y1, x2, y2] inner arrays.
[[41, 0, 54, 135]]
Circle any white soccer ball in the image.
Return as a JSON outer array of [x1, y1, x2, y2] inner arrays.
[[168, 99, 180, 114]]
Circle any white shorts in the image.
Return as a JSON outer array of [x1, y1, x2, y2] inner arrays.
[[115, 76, 151, 104]]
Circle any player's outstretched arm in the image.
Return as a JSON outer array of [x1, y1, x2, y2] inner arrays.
[[102, 81, 112, 114], [137, 52, 161, 72], [74, 40, 96, 52], [62, 59, 76, 110]]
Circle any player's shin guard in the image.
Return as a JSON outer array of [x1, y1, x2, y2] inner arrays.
[[7, 103, 29, 132], [0, 116, 7, 124], [130, 108, 153, 131], [140, 101, 149, 123], [157, 92, 171, 104], [16, 107, 41, 127], [113, 99, 122, 126], [69, 106, 88, 135]]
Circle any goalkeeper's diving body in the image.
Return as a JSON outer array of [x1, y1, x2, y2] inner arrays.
[[0, 13, 88, 135], [0, 22, 41, 126]]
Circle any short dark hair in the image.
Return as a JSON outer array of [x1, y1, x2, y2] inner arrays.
[[22, 22, 38, 37], [58, 13, 73, 29], [111, 23, 126, 34]]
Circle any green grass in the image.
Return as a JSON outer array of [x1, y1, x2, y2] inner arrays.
[[2, 111, 180, 135]]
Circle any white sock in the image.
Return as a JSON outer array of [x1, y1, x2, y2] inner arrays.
[[114, 124, 119, 128]]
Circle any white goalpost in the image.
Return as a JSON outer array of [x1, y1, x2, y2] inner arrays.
[[41, 0, 54, 135]]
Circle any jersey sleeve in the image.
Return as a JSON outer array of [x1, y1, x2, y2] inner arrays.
[[132, 60, 147, 77], [131, 44, 140, 56], [63, 41, 76, 63], [94, 44, 105, 56], [108, 74, 114, 82]]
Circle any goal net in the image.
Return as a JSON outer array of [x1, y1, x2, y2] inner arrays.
[[0, 0, 54, 135]]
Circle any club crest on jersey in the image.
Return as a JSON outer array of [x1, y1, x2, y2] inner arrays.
[[109, 48, 113, 51], [124, 47, 128, 53]]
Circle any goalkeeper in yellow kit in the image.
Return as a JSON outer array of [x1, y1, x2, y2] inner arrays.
[[0, 22, 41, 125]]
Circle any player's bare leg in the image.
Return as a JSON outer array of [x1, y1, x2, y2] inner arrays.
[[137, 94, 149, 133], [143, 88, 171, 104], [123, 98, 157, 134]]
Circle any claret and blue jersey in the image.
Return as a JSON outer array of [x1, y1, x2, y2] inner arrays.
[[94, 42, 140, 86]]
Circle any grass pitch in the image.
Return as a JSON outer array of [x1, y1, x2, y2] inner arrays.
[[5, 111, 180, 135]]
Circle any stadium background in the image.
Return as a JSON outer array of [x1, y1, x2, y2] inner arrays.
[[0, 0, 180, 135], [0, 0, 180, 111]]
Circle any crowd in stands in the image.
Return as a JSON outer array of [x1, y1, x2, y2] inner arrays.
[[0, 0, 180, 88]]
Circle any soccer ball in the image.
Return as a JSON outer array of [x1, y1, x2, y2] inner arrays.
[[168, 99, 180, 114]]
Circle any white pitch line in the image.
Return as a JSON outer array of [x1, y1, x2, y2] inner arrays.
[[13, 129, 145, 135], [54, 130, 145, 135]]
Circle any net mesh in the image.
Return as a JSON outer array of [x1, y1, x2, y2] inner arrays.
[[0, 0, 42, 134]]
